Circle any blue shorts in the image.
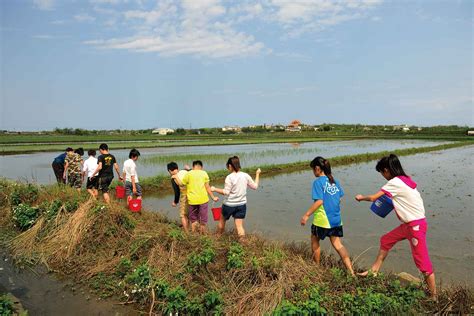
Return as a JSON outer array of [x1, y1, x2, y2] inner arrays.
[[222, 204, 247, 220]]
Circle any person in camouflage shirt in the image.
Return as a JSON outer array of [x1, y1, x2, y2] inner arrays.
[[63, 148, 84, 191]]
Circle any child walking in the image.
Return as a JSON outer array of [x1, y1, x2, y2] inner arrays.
[[178, 160, 218, 233], [168, 162, 190, 231], [91, 143, 122, 204], [82, 149, 98, 198], [211, 156, 261, 240], [300, 156, 354, 275], [122, 149, 142, 202], [355, 154, 436, 298]]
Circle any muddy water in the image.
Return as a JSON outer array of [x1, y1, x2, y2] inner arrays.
[[0, 253, 137, 315], [143, 145, 474, 285], [0, 140, 450, 184]]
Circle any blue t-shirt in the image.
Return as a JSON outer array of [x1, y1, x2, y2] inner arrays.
[[53, 153, 66, 164], [311, 176, 344, 228]]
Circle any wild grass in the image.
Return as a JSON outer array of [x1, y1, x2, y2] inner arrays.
[[0, 179, 472, 315]]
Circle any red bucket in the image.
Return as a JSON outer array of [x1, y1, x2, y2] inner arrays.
[[211, 206, 222, 221], [128, 199, 142, 212], [115, 185, 125, 199]]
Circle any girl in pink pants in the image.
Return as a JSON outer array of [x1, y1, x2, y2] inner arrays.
[[355, 154, 436, 298]]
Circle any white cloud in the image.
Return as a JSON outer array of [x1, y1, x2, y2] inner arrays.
[[82, 0, 383, 59], [87, 0, 264, 59], [74, 14, 96, 22], [33, 0, 55, 10], [267, 0, 382, 36]]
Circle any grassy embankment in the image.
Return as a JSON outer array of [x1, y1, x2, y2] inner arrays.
[[0, 180, 472, 315], [1, 132, 472, 154], [140, 141, 473, 193]]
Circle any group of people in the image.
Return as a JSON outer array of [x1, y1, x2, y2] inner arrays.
[[51, 143, 142, 203], [166, 157, 260, 236], [52, 146, 436, 298]]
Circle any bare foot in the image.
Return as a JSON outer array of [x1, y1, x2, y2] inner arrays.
[[357, 270, 378, 277]]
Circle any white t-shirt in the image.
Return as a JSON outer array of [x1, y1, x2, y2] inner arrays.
[[83, 157, 98, 178], [381, 176, 425, 223], [223, 171, 258, 206], [123, 159, 139, 183]]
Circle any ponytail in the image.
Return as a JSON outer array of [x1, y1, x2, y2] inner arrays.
[[310, 156, 335, 184], [226, 156, 241, 172]]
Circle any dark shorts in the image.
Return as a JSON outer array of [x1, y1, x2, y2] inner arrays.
[[52, 162, 65, 184], [68, 173, 82, 189], [125, 181, 142, 197], [311, 225, 343, 240], [188, 203, 208, 224], [97, 176, 113, 193], [86, 177, 98, 189], [222, 204, 247, 220]]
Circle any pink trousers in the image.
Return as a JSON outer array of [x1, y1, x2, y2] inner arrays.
[[380, 218, 433, 275]]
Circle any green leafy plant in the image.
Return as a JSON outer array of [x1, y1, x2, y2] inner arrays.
[[0, 295, 14, 316], [203, 290, 224, 315], [12, 203, 40, 230], [115, 258, 132, 278], [186, 238, 216, 271], [65, 199, 79, 212], [273, 286, 327, 315], [227, 242, 245, 270], [168, 228, 184, 241], [45, 199, 63, 221], [10, 184, 38, 206], [124, 264, 152, 301]]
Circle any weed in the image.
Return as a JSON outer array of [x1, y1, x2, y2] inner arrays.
[[186, 238, 216, 272], [163, 285, 187, 315], [10, 184, 38, 206], [124, 264, 152, 301], [273, 286, 327, 315], [203, 290, 224, 315], [0, 295, 14, 316], [227, 242, 245, 270], [12, 204, 40, 230], [115, 258, 132, 278], [168, 228, 184, 241], [90, 272, 118, 298]]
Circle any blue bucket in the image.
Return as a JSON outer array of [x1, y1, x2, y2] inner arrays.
[[370, 195, 394, 218]]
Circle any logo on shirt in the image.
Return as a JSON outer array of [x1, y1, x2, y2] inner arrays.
[[324, 182, 340, 195], [104, 156, 113, 166]]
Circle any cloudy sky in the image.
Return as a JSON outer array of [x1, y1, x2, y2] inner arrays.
[[1, 0, 472, 130]]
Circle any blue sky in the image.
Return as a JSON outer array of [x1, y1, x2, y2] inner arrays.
[[1, 0, 472, 130]]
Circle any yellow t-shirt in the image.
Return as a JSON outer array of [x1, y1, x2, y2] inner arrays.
[[182, 169, 210, 205]]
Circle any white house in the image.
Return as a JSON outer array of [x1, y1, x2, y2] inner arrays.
[[222, 126, 241, 132], [152, 128, 175, 135]]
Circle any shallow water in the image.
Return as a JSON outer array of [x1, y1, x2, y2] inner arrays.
[[143, 145, 474, 285], [0, 253, 136, 316], [0, 139, 451, 184]]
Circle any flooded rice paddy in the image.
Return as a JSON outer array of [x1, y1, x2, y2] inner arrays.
[[143, 145, 474, 285], [0, 139, 451, 184]]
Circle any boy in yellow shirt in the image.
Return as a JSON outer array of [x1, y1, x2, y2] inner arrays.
[[179, 160, 218, 233]]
